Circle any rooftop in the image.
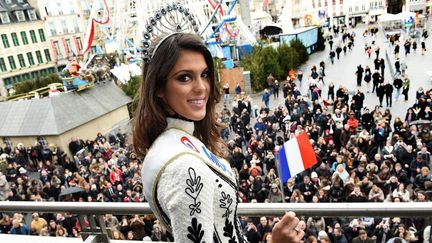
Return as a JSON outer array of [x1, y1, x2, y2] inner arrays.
[[0, 82, 132, 136], [0, 0, 39, 25]]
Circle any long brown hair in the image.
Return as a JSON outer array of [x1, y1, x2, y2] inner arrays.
[[133, 33, 225, 157]]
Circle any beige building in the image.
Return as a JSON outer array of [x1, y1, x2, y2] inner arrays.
[[0, 0, 56, 98], [27, 0, 88, 70], [0, 82, 131, 157]]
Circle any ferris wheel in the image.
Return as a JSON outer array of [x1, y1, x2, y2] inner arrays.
[[81, 0, 256, 60]]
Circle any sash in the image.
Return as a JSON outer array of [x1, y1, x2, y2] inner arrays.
[[142, 128, 235, 231]]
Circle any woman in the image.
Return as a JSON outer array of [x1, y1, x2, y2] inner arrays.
[[395, 224, 416, 242], [402, 75, 410, 101], [111, 229, 126, 240], [134, 33, 303, 242], [392, 183, 411, 202], [290, 189, 306, 203], [364, 65, 372, 92]]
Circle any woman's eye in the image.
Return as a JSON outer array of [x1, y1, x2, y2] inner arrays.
[[178, 75, 192, 82], [201, 72, 210, 79]]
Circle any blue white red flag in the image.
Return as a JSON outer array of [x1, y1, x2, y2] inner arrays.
[[278, 132, 317, 183]]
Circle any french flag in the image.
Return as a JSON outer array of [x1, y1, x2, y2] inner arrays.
[[278, 133, 317, 183]]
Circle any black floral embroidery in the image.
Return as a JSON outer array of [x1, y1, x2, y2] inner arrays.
[[223, 218, 237, 243], [185, 167, 203, 216], [187, 217, 204, 243], [219, 191, 233, 218], [219, 191, 236, 242]]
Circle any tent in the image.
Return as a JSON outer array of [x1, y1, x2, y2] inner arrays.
[[260, 24, 283, 36], [378, 13, 398, 22], [396, 11, 425, 21], [110, 63, 142, 84]]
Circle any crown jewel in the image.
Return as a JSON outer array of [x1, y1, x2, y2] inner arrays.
[[141, 3, 200, 63]]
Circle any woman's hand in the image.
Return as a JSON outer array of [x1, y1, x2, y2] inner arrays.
[[271, 211, 304, 243]]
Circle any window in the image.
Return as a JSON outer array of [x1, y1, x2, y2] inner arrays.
[[362, 5, 366, 10], [28, 9, 37, 21], [48, 22, 56, 36], [61, 20, 68, 34], [17, 54, 25, 67], [0, 58, 6, 72], [76, 37, 82, 51], [27, 52, 35, 65], [23, 73, 30, 81], [1, 34, 10, 48], [36, 51, 43, 64], [57, 2, 63, 15], [72, 20, 80, 33], [11, 33, 19, 46], [44, 49, 51, 62], [40, 69, 47, 76], [0, 12, 10, 24], [29, 30, 37, 43], [31, 71, 38, 79], [65, 38, 71, 55], [4, 78, 12, 87], [13, 76, 21, 84], [8, 56, 16, 70], [15, 11, 25, 22], [38, 29, 46, 42], [54, 41, 62, 59], [20, 31, 29, 45]]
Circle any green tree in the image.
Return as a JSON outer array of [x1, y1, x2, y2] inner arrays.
[[241, 40, 310, 92], [261, 46, 283, 81], [277, 43, 300, 77], [14, 74, 62, 94], [241, 45, 265, 92], [122, 75, 141, 117], [290, 40, 309, 64], [316, 27, 326, 51], [122, 75, 141, 100]]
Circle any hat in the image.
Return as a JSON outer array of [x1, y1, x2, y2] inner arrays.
[[311, 172, 318, 179], [271, 184, 278, 189], [318, 231, 328, 240], [8, 169, 17, 177], [18, 167, 27, 174]]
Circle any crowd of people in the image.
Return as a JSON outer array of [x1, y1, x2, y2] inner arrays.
[[0, 26, 432, 243]]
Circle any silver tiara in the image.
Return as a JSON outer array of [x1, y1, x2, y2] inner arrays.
[[142, 3, 200, 63]]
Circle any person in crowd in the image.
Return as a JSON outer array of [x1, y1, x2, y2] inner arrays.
[[352, 228, 375, 243], [384, 81, 394, 107], [9, 219, 29, 235]]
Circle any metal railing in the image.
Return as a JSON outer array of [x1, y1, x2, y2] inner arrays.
[[1, 202, 432, 242]]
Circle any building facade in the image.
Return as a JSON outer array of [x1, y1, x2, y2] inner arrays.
[[0, 0, 56, 98], [251, 0, 398, 28], [407, 0, 426, 13], [28, 0, 87, 70]]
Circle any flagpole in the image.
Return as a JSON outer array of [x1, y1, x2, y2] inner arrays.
[[275, 146, 289, 206]]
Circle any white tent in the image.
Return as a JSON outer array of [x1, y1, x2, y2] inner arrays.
[[396, 11, 425, 21], [110, 63, 142, 84], [378, 13, 399, 22]]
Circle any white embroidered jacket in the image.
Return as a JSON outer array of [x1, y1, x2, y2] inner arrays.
[[142, 118, 247, 243]]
